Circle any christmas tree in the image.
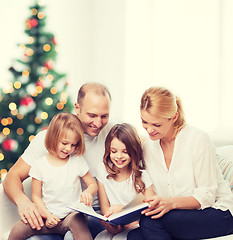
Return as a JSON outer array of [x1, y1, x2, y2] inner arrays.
[[0, 1, 73, 180]]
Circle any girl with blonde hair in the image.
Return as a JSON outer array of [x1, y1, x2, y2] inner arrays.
[[8, 113, 98, 240]]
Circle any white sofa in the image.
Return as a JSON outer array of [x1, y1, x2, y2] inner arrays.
[[1, 146, 233, 240]]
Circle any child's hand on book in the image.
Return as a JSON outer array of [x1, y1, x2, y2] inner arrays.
[[104, 204, 124, 217], [80, 190, 93, 206], [99, 219, 124, 235], [45, 213, 60, 228]]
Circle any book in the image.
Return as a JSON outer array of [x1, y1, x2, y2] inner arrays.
[[68, 193, 149, 226]]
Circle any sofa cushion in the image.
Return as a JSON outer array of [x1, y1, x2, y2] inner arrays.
[[216, 145, 233, 192]]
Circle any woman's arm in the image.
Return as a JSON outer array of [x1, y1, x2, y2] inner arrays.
[[142, 195, 201, 219], [81, 171, 98, 206]]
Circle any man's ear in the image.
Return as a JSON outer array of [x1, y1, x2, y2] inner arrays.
[[74, 103, 80, 115]]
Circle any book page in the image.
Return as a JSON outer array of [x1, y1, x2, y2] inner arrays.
[[108, 193, 148, 221], [68, 202, 107, 221], [68, 193, 148, 224], [122, 193, 145, 209]]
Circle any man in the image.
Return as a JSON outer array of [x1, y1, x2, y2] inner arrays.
[[3, 82, 113, 240]]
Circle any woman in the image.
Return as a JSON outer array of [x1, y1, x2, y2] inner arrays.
[[127, 87, 233, 240]]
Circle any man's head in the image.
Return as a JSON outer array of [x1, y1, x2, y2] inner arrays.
[[75, 82, 111, 137]]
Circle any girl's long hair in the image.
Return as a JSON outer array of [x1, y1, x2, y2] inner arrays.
[[103, 123, 146, 193]]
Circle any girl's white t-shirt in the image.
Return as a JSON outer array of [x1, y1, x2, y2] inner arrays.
[[21, 122, 114, 209], [29, 155, 89, 218], [96, 163, 152, 206]]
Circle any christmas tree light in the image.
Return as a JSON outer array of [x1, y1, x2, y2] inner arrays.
[[0, 1, 73, 181]]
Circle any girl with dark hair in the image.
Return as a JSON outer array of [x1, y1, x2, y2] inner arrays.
[[95, 123, 154, 240]]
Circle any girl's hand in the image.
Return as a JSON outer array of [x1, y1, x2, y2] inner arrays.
[[80, 190, 93, 206], [45, 213, 60, 228], [104, 205, 124, 218], [142, 195, 174, 219], [99, 220, 124, 235]]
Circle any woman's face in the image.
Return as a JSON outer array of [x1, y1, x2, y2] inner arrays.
[[140, 109, 176, 141], [110, 137, 131, 170]]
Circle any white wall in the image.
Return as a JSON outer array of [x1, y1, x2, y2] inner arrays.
[[1, 0, 233, 145]]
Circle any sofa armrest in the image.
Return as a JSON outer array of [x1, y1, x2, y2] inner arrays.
[[0, 177, 32, 239]]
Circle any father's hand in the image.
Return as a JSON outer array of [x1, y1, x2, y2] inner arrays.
[[17, 198, 44, 230]]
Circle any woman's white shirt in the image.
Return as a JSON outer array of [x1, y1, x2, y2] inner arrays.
[[143, 125, 233, 215]]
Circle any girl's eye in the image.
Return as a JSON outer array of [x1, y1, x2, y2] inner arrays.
[[111, 150, 116, 154]]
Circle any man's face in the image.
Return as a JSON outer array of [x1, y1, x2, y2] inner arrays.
[[75, 92, 110, 137]]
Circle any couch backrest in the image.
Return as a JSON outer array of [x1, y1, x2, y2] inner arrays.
[[216, 145, 233, 192]]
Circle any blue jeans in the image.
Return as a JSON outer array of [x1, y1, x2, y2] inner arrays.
[[127, 208, 233, 240], [27, 235, 63, 240]]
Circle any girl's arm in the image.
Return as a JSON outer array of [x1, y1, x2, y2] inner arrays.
[[81, 171, 98, 206], [97, 180, 124, 234], [97, 180, 110, 215], [143, 185, 155, 199], [124, 184, 156, 230], [31, 178, 60, 228]]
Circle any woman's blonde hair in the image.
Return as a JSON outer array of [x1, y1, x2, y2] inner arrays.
[[103, 123, 146, 193], [140, 87, 186, 138], [45, 113, 85, 156]]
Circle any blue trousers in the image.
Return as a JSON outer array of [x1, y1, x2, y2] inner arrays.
[[27, 235, 62, 240], [127, 208, 233, 240]]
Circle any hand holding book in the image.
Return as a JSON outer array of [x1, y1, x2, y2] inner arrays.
[[68, 193, 149, 226]]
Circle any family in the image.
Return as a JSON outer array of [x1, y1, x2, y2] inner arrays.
[[3, 82, 233, 240]]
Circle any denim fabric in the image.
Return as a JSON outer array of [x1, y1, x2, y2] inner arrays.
[[27, 234, 63, 240], [128, 208, 233, 240]]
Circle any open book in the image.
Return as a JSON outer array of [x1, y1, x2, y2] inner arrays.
[[68, 193, 149, 226]]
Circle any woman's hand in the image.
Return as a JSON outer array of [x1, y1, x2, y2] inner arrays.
[[80, 190, 93, 206], [99, 220, 124, 235], [45, 213, 60, 228], [142, 195, 174, 219]]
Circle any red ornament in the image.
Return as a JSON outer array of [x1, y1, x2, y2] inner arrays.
[[43, 60, 54, 70], [51, 37, 57, 44], [36, 81, 45, 89], [2, 139, 18, 152], [20, 96, 34, 106], [29, 18, 38, 28]]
